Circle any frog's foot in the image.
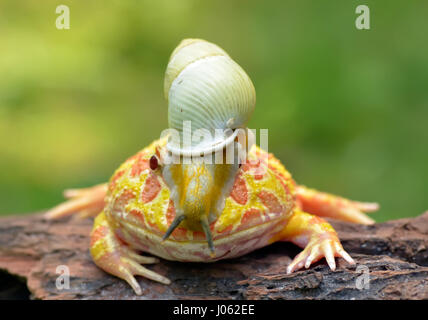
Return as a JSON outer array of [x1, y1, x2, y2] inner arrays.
[[295, 185, 379, 225], [276, 210, 355, 273], [286, 234, 354, 274], [44, 183, 107, 220], [91, 212, 170, 295]]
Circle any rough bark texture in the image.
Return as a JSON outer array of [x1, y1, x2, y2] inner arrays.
[[0, 211, 427, 300]]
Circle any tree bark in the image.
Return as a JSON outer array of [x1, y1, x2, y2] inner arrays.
[[0, 211, 427, 300]]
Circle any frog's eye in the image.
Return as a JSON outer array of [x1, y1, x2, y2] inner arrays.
[[149, 155, 159, 170]]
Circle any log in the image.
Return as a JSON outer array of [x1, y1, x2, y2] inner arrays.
[[0, 211, 427, 300]]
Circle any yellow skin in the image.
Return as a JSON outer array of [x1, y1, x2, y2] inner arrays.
[[46, 138, 378, 295]]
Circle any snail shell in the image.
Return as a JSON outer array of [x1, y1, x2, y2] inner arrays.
[[164, 39, 256, 156]]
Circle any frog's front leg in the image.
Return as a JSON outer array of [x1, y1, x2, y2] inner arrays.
[[295, 185, 379, 225], [90, 212, 170, 295], [275, 210, 355, 273]]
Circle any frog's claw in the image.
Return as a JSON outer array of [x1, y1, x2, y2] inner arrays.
[[91, 212, 170, 295], [44, 183, 107, 220], [277, 210, 355, 274], [295, 185, 379, 225]]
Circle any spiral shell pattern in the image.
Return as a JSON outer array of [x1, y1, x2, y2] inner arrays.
[[164, 39, 256, 155]]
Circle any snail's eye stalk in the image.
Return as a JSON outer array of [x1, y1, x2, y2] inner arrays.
[[201, 217, 215, 257], [162, 215, 185, 241], [162, 214, 216, 257]]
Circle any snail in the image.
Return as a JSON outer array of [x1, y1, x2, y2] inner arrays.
[[160, 39, 258, 253], [163, 38, 256, 156]]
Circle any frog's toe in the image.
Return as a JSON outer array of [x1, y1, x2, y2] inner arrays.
[[333, 241, 355, 265], [287, 238, 355, 274], [120, 257, 171, 295], [286, 249, 311, 274], [45, 183, 107, 220]]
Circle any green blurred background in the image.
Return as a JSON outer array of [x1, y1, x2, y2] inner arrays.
[[0, 0, 427, 222]]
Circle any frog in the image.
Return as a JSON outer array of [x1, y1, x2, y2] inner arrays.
[[45, 39, 378, 295]]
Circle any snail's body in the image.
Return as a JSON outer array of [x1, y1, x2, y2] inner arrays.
[[46, 39, 379, 295]]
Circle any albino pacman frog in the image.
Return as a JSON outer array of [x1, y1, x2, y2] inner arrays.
[[46, 39, 379, 295]]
